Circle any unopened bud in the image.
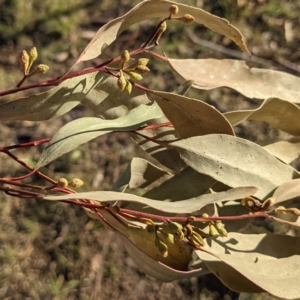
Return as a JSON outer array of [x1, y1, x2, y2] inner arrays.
[[155, 237, 168, 257], [169, 5, 179, 15], [214, 221, 228, 237], [209, 224, 218, 236], [117, 70, 127, 91], [34, 64, 49, 74], [20, 50, 30, 74], [134, 65, 150, 74], [188, 232, 205, 247], [29, 47, 38, 63], [28, 47, 38, 71], [180, 14, 195, 23], [57, 178, 68, 188], [156, 21, 167, 44], [125, 71, 143, 81], [124, 80, 132, 94], [121, 50, 130, 65], [69, 178, 84, 188]]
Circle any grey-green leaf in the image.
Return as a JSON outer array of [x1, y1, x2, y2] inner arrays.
[[264, 138, 300, 164], [168, 134, 299, 199], [169, 59, 300, 102], [73, 1, 249, 66], [36, 103, 163, 169], [0, 73, 106, 121], [196, 233, 300, 299], [143, 167, 217, 201], [113, 157, 172, 193], [225, 98, 300, 135], [44, 186, 257, 214], [148, 91, 234, 138]]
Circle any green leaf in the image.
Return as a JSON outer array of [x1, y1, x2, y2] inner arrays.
[[72, 1, 249, 67], [225, 98, 300, 135], [169, 59, 300, 102], [168, 134, 299, 199], [36, 103, 163, 169], [148, 91, 234, 138], [0, 73, 106, 121], [196, 233, 300, 298], [43, 186, 257, 214]]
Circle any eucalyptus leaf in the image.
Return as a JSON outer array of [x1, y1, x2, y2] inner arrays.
[[0, 73, 106, 121], [169, 59, 300, 102], [196, 233, 300, 298], [144, 167, 216, 201], [36, 103, 163, 169], [168, 134, 299, 199], [225, 98, 300, 135], [82, 76, 185, 171], [148, 91, 234, 138], [272, 178, 300, 206], [264, 138, 300, 164], [113, 157, 172, 192], [44, 186, 257, 214], [73, 1, 249, 67], [119, 234, 209, 281]]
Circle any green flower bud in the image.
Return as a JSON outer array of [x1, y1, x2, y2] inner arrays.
[[124, 71, 143, 81], [35, 64, 49, 74], [57, 178, 68, 188], [121, 50, 130, 65], [180, 14, 195, 23], [20, 50, 30, 74], [69, 178, 84, 188], [169, 5, 179, 15], [124, 80, 132, 94], [155, 237, 168, 257], [117, 70, 127, 91], [28, 47, 38, 71], [188, 232, 205, 247], [134, 65, 150, 74]]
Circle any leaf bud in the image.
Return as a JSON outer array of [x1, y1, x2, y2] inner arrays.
[[20, 50, 30, 74], [69, 178, 84, 188], [180, 14, 195, 23], [124, 80, 132, 94], [57, 178, 68, 188], [169, 5, 179, 15], [34, 64, 49, 74], [121, 50, 130, 65], [117, 70, 127, 91]]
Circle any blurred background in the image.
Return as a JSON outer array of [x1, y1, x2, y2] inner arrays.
[[0, 0, 299, 299]]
